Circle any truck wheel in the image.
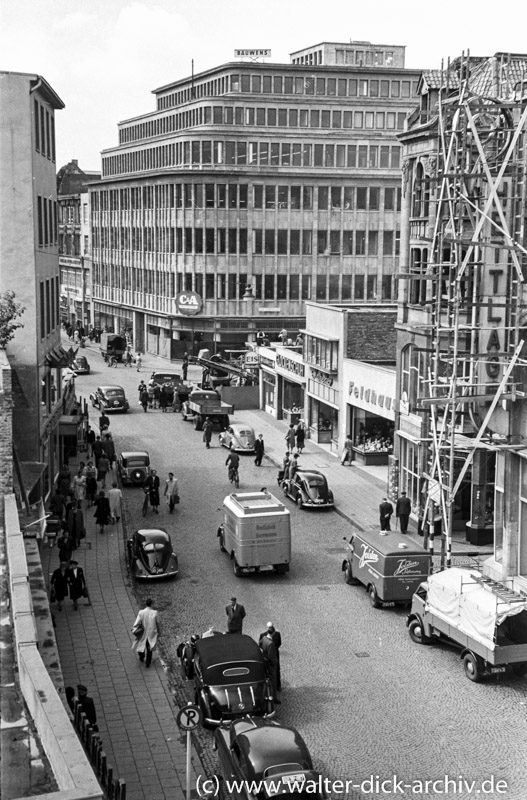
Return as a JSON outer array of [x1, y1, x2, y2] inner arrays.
[[463, 652, 482, 682], [194, 415, 203, 430], [512, 663, 527, 677], [368, 585, 382, 609], [344, 561, 358, 585], [408, 618, 430, 644], [233, 558, 242, 577]]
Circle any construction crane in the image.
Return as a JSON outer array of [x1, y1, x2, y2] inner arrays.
[[194, 349, 258, 388]]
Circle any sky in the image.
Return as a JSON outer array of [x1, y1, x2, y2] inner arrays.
[[1, 0, 526, 172]]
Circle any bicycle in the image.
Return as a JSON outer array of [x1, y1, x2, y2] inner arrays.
[[228, 466, 240, 489], [108, 356, 118, 368], [142, 489, 149, 516]]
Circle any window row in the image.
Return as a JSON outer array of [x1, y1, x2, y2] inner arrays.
[[39, 276, 60, 339], [93, 225, 399, 257], [37, 196, 58, 247], [102, 140, 401, 177], [94, 183, 402, 213], [34, 100, 56, 161], [93, 266, 393, 303], [156, 71, 418, 112], [59, 233, 81, 256], [121, 103, 408, 143]]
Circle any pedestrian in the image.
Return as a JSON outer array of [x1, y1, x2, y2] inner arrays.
[[136, 353, 142, 372], [147, 381, 155, 409], [341, 434, 353, 465], [379, 497, 394, 531], [182, 352, 189, 382], [137, 379, 146, 399], [140, 387, 149, 412], [164, 472, 180, 513], [67, 501, 86, 548], [97, 453, 110, 488], [226, 596, 246, 634], [259, 629, 281, 703], [102, 432, 116, 464], [285, 424, 296, 451], [153, 382, 161, 409], [259, 622, 282, 691], [396, 491, 412, 534], [56, 464, 72, 498], [288, 453, 299, 481], [76, 685, 98, 730], [99, 412, 110, 434], [85, 462, 97, 507], [159, 386, 169, 412], [50, 561, 70, 612], [86, 425, 96, 457], [65, 686, 76, 715], [93, 490, 111, 534], [203, 417, 213, 449], [132, 598, 160, 668], [108, 482, 123, 523], [72, 467, 86, 504], [67, 560, 87, 610], [49, 488, 66, 519], [143, 470, 160, 513], [125, 349, 133, 367], [254, 434, 265, 466], [92, 436, 104, 468], [57, 533, 73, 565], [295, 422, 306, 455]]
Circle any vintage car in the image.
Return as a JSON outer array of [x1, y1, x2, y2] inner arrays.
[[89, 385, 129, 413], [193, 634, 275, 726], [118, 451, 151, 486], [127, 528, 179, 580], [71, 355, 90, 375], [282, 469, 334, 509], [219, 423, 256, 453], [151, 371, 182, 403], [215, 717, 327, 800]]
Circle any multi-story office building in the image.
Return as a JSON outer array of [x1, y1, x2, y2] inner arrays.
[[395, 53, 527, 585], [91, 41, 422, 358], [57, 159, 100, 330], [0, 71, 70, 502]]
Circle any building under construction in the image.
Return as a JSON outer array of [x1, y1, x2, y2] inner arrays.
[[395, 52, 527, 587]]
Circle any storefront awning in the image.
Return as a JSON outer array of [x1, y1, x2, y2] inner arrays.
[[45, 345, 75, 368], [15, 461, 47, 497]]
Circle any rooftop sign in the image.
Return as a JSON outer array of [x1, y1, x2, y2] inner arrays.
[[234, 49, 271, 58]]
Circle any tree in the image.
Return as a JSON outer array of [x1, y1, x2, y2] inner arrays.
[[0, 291, 25, 349]]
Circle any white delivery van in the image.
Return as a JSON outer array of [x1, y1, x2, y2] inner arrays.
[[218, 491, 291, 576]]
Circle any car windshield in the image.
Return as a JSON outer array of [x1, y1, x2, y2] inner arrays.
[[106, 389, 124, 397], [143, 543, 166, 552], [154, 375, 178, 383], [126, 458, 148, 466]]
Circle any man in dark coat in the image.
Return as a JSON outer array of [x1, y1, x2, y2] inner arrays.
[[226, 596, 246, 633], [67, 561, 87, 610], [258, 622, 282, 690], [76, 685, 98, 729], [254, 434, 265, 466], [50, 561, 69, 611], [99, 412, 110, 433], [379, 497, 394, 531], [259, 630, 280, 703], [203, 417, 213, 449], [92, 436, 104, 468], [395, 491, 412, 534]]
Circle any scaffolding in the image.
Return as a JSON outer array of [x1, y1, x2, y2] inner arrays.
[[420, 53, 527, 568]]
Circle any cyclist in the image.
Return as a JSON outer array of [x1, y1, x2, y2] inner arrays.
[[108, 355, 118, 367], [225, 451, 240, 484]]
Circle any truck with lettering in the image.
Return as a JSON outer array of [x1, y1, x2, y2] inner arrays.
[[406, 567, 527, 681], [181, 388, 234, 430], [218, 491, 291, 576], [342, 529, 431, 608]]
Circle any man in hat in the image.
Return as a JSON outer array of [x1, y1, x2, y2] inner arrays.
[[379, 497, 394, 531], [395, 491, 412, 534], [76, 684, 98, 729], [67, 560, 87, 610], [259, 622, 282, 691], [226, 596, 246, 634], [259, 628, 280, 703]]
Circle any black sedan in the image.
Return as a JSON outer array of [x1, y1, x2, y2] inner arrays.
[[282, 469, 334, 509], [118, 451, 151, 486], [193, 634, 275, 727], [127, 528, 179, 580], [71, 355, 90, 374], [89, 385, 129, 412], [215, 717, 327, 800]]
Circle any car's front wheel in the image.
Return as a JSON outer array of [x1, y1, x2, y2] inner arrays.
[[408, 618, 431, 644]]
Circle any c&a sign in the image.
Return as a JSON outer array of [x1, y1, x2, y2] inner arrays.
[[176, 291, 203, 316]]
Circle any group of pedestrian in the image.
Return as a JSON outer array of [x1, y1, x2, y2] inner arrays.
[[280, 451, 299, 483], [378, 491, 411, 534], [285, 421, 306, 455], [50, 559, 88, 611], [138, 376, 172, 412], [65, 684, 98, 730]]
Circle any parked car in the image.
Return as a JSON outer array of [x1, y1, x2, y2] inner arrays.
[[151, 371, 182, 403], [193, 634, 275, 726], [89, 385, 129, 412], [118, 451, 151, 486], [71, 355, 90, 375], [219, 424, 256, 453], [127, 528, 179, 580], [215, 717, 327, 800], [282, 469, 334, 509]]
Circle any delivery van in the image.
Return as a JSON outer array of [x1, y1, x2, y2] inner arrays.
[[100, 333, 127, 362], [407, 567, 527, 681], [342, 529, 431, 608], [218, 491, 291, 576]]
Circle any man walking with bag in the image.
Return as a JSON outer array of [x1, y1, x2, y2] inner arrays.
[[132, 598, 160, 668], [164, 472, 179, 513]]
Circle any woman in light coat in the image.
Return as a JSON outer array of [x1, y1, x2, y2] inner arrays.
[[132, 599, 160, 667]]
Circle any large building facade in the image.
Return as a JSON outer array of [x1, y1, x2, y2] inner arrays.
[[90, 41, 421, 357], [395, 54, 527, 586], [0, 71, 70, 502]]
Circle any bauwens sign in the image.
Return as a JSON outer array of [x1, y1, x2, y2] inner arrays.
[[176, 291, 203, 316]]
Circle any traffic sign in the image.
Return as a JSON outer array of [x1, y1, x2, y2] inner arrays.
[[177, 704, 202, 731]]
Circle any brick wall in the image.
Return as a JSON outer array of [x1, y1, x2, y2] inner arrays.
[[345, 310, 397, 362]]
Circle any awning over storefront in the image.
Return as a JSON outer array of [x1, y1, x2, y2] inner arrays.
[[45, 345, 75, 368], [14, 461, 47, 498]]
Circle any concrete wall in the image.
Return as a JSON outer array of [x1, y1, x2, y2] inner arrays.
[[4, 494, 102, 799], [221, 385, 259, 409]]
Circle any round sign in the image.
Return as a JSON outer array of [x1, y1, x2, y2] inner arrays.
[[176, 704, 202, 731], [176, 291, 203, 316]]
